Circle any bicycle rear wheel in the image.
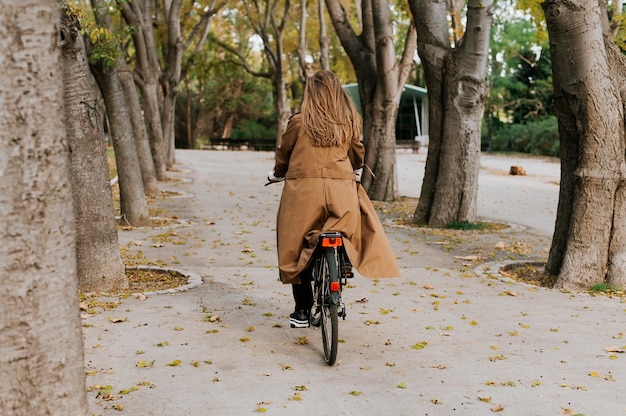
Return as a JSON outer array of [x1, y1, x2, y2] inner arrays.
[[321, 249, 339, 365]]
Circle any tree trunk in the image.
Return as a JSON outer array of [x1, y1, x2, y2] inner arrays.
[[121, 0, 168, 180], [409, 0, 493, 227], [60, 5, 128, 292], [0, 1, 88, 414], [318, 0, 330, 71], [91, 0, 158, 197], [162, 0, 183, 169], [89, 0, 159, 197], [90, 62, 151, 227], [543, 0, 626, 291], [118, 60, 159, 196], [325, 0, 417, 201]]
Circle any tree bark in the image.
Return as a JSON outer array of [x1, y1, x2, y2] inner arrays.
[[90, 0, 150, 227], [318, 0, 330, 71], [543, 0, 626, 291], [410, 0, 493, 227], [60, 5, 128, 292], [117, 58, 159, 197], [325, 0, 417, 201], [89, 0, 158, 196], [120, 0, 168, 180], [0, 1, 88, 414]]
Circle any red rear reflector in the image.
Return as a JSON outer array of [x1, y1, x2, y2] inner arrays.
[[321, 237, 343, 247], [330, 281, 341, 292]]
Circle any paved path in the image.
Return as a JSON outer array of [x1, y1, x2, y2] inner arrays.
[[84, 150, 625, 416]]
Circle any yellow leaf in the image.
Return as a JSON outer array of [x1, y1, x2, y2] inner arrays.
[[411, 341, 428, 349], [589, 371, 599, 378], [397, 382, 407, 389], [167, 360, 181, 367], [349, 391, 362, 396]]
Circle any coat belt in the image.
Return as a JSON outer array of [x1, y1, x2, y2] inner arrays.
[[285, 168, 356, 180]]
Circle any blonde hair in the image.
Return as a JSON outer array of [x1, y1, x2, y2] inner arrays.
[[300, 71, 362, 147]]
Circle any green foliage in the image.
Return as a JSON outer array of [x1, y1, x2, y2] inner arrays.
[[87, 27, 120, 70], [231, 120, 276, 140], [484, 116, 559, 156]]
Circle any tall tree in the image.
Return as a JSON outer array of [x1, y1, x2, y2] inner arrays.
[[409, 0, 493, 227], [61, 3, 128, 292], [159, 0, 223, 166], [215, 1, 293, 145], [543, 0, 626, 290], [90, 0, 151, 227], [0, 1, 88, 414], [119, 0, 168, 180], [325, 0, 417, 200]]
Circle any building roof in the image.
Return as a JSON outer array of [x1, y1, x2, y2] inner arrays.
[[343, 83, 428, 113]]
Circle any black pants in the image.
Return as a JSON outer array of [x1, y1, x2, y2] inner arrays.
[[292, 265, 313, 312]]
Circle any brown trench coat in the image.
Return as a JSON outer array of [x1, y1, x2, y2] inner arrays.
[[273, 114, 400, 284]]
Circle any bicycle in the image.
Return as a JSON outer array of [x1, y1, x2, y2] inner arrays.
[[265, 177, 352, 365], [309, 231, 353, 365]]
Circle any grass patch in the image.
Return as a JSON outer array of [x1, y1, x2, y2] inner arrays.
[[589, 283, 623, 297], [447, 221, 487, 230]]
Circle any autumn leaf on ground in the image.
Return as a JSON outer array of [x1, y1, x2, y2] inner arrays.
[[167, 360, 182, 367], [108, 316, 127, 323], [605, 345, 625, 353], [453, 255, 485, 261], [136, 360, 155, 368], [411, 341, 428, 349], [291, 385, 307, 391], [491, 405, 504, 412]]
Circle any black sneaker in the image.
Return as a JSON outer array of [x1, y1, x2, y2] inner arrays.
[[289, 310, 310, 328]]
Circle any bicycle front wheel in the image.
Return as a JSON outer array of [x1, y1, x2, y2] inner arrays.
[[321, 249, 339, 365]]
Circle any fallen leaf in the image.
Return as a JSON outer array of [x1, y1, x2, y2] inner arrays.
[[355, 297, 368, 303], [108, 317, 127, 323], [491, 405, 504, 412], [605, 345, 625, 353], [430, 364, 447, 369], [494, 241, 508, 250], [453, 255, 485, 261]]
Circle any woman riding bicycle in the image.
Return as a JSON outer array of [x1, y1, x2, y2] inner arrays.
[[268, 70, 400, 328]]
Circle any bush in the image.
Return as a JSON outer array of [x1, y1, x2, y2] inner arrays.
[[483, 116, 559, 156], [231, 120, 276, 140]]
